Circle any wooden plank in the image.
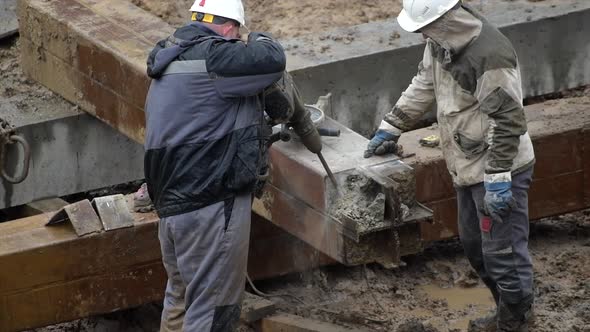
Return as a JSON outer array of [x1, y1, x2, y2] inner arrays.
[[259, 313, 370, 332]]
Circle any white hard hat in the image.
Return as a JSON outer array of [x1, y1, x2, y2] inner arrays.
[[190, 0, 246, 26], [397, 0, 461, 32]]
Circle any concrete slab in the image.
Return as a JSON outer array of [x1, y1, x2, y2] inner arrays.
[[0, 106, 145, 210], [0, 0, 18, 40]]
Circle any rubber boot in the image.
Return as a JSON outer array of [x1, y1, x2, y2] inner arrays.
[[497, 294, 534, 332]]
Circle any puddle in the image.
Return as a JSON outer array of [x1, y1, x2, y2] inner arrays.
[[419, 285, 496, 331]]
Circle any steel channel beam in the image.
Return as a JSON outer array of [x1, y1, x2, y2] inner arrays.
[[401, 97, 590, 242], [12, 0, 589, 209], [0, 98, 587, 331], [18, 0, 419, 266], [0, 207, 336, 331], [286, 0, 590, 136]]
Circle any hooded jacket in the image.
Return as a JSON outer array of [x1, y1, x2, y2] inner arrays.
[[144, 23, 286, 217], [380, 4, 535, 186]]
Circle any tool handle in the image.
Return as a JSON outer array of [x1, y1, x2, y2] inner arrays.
[[317, 128, 341, 137]]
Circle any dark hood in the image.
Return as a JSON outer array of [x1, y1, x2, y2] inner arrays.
[[146, 23, 224, 78]]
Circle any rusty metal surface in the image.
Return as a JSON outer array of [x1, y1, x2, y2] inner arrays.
[[92, 194, 134, 231], [47, 199, 103, 236], [398, 98, 590, 241], [17, 0, 172, 143], [0, 210, 165, 332]]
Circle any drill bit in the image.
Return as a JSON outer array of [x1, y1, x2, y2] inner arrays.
[[317, 152, 339, 192]]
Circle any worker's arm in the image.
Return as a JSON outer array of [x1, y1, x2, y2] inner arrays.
[[207, 32, 287, 98], [477, 64, 527, 220], [476, 68, 527, 176], [380, 44, 436, 132], [365, 46, 435, 158]]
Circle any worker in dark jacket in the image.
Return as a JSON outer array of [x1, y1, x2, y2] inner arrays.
[[143, 0, 286, 330]]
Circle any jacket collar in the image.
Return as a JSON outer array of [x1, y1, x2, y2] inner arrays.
[[421, 5, 482, 63]]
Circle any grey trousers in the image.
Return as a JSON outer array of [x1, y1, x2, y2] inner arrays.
[[158, 194, 252, 332], [456, 166, 534, 306]]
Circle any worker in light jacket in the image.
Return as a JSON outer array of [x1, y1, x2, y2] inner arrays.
[[365, 1, 535, 331]]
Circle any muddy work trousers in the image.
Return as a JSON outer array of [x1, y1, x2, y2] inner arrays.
[[456, 166, 534, 307], [158, 194, 252, 332]]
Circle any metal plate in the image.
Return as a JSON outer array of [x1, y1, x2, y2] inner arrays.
[[92, 194, 133, 231], [46, 199, 103, 236]]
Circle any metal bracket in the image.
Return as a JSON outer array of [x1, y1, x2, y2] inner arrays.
[[0, 118, 31, 184], [46, 195, 134, 236], [92, 194, 134, 231]]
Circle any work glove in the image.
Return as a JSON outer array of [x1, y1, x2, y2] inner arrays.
[[364, 128, 401, 158], [483, 172, 517, 222]]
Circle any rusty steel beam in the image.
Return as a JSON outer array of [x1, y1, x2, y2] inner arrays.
[[1, 99, 588, 331], [18, 0, 426, 268], [0, 211, 165, 332], [399, 97, 590, 242], [0, 209, 339, 331], [18, 0, 172, 143]]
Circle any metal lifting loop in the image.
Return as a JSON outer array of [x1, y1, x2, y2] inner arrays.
[[1, 135, 31, 184]]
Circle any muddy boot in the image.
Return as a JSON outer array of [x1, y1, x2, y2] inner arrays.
[[468, 311, 497, 332], [133, 183, 154, 213], [497, 294, 534, 332]]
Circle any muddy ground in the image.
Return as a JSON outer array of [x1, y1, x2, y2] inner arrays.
[[131, 0, 402, 39], [132, 0, 549, 39], [30, 209, 590, 332]]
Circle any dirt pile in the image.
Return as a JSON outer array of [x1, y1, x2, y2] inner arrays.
[[132, 0, 403, 39]]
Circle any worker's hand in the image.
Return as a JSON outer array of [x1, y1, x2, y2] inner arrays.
[[483, 172, 517, 222], [364, 129, 401, 158]]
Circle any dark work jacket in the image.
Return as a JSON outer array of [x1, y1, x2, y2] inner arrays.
[[144, 23, 286, 218]]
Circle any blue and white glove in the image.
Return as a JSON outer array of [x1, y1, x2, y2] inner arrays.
[[364, 124, 402, 158], [483, 172, 517, 222]]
